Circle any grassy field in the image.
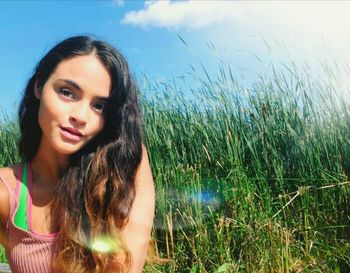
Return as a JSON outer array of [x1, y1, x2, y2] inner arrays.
[[0, 60, 349, 272]]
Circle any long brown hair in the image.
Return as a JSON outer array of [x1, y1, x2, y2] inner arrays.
[[18, 36, 143, 272]]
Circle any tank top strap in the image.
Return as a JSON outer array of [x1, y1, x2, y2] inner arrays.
[[14, 162, 29, 231]]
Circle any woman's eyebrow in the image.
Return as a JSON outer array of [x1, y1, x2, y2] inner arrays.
[[57, 78, 109, 101], [58, 78, 82, 91]]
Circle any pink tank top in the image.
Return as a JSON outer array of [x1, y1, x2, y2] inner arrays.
[[0, 164, 60, 273]]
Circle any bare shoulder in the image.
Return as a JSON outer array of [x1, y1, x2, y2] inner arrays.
[[134, 145, 155, 219], [0, 163, 21, 191], [0, 164, 21, 226], [121, 145, 155, 272], [130, 145, 155, 224], [136, 145, 155, 193]]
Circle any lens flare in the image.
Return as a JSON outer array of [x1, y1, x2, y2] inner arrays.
[[154, 187, 224, 231], [189, 190, 221, 209], [88, 235, 121, 253]]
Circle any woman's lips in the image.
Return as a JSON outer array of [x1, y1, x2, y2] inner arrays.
[[60, 127, 83, 141]]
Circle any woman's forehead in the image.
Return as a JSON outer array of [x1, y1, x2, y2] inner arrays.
[[50, 55, 111, 97]]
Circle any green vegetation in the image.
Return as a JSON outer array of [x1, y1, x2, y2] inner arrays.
[[1, 60, 349, 272]]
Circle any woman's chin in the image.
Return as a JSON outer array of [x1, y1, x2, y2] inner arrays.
[[53, 141, 84, 156]]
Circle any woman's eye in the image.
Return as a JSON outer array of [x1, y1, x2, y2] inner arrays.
[[59, 88, 73, 98], [94, 103, 106, 112]]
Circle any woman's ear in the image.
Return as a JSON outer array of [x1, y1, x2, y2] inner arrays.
[[34, 80, 42, 99]]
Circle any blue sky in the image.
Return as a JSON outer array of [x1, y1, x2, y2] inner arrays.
[[1, 1, 350, 116]]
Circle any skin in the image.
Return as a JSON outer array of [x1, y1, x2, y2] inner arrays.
[[0, 54, 155, 272]]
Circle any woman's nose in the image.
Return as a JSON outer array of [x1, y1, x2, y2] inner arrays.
[[69, 103, 89, 125]]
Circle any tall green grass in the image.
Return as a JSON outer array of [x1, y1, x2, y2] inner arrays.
[[0, 60, 349, 272]]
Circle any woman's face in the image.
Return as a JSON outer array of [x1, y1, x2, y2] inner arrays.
[[35, 54, 111, 155]]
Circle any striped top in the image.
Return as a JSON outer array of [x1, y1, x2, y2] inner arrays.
[[0, 163, 60, 273]]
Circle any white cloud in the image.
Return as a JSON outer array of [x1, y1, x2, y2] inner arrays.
[[120, 1, 350, 91], [121, 0, 242, 30], [121, 1, 350, 40], [121, 1, 350, 61], [115, 0, 124, 7]]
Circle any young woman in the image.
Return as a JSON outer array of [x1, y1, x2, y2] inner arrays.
[[0, 36, 155, 273]]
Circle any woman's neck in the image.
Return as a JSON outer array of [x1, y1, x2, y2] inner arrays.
[[30, 138, 69, 188]]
